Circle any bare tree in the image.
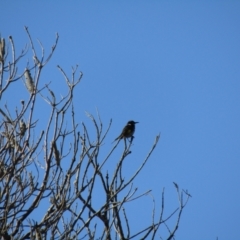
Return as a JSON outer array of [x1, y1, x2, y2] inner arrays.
[[0, 28, 191, 240]]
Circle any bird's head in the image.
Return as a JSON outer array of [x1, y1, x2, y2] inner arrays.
[[128, 120, 139, 125]]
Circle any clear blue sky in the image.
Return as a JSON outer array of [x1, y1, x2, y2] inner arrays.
[[1, 1, 240, 239]]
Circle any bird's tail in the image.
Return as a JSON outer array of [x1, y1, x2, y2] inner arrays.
[[112, 135, 122, 144]]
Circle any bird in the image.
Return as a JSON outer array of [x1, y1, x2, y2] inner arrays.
[[114, 120, 139, 141]]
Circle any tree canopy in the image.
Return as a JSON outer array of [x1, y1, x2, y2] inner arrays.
[[0, 28, 191, 240]]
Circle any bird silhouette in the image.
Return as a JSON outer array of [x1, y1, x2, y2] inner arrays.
[[114, 120, 139, 141]]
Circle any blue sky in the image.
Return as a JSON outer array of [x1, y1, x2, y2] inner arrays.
[[1, 1, 240, 239]]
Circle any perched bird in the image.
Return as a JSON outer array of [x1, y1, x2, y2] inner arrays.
[[114, 120, 139, 141]]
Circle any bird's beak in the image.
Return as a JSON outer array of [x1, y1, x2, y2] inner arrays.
[[134, 122, 139, 124]]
